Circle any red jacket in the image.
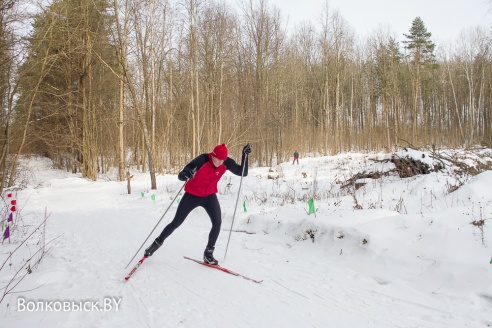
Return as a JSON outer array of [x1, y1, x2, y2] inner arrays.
[[179, 153, 248, 197]]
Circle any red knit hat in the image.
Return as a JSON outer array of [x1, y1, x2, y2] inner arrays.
[[211, 144, 228, 160]]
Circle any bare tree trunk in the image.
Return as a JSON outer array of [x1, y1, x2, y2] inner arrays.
[[445, 59, 465, 145], [118, 78, 125, 181], [117, 1, 129, 181], [113, 0, 156, 189], [81, 2, 98, 181]]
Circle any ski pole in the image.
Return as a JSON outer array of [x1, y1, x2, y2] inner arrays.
[[224, 151, 249, 260], [124, 182, 186, 269]]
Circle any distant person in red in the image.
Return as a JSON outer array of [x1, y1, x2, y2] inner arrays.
[[293, 150, 299, 164], [144, 143, 251, 265]]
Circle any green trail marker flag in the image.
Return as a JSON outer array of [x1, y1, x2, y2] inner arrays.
[[307, 199, 316, 216], [490, 258, 492, 264], [141, 192, 145, 197], [151, 194, 155, 201], [243, 201, 247, 212]]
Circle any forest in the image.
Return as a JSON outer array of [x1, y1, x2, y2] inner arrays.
[[0, 0, 490, 190]]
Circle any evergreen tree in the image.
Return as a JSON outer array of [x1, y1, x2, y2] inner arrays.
[[403, 17, 437, 144], [403, 17, 436, 66], [16, 0, 118, 178]]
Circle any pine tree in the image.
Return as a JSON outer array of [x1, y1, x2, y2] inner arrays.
[[403, 17, 436, 66], [16, 0, 118, 178], [403, 17, 436, 145]]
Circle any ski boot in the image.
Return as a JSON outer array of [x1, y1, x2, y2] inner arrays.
[[144, 240, 162, 257], [203, 246, 218, 265]]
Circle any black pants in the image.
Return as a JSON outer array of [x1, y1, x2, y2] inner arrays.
[[156, 192, 221, 248]]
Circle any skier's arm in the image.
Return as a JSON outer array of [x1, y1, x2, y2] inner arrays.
[[178, 154, 208, 181], [224, 144, 250, 177]]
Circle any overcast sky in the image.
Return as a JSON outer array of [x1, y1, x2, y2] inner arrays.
[[26, 1, 492, 44], [228, 0, 491, 43]]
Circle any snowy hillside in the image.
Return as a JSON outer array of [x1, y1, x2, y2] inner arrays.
[[1, 149, 491, 327]]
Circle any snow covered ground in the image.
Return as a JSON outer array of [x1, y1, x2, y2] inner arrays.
[[1, 149, 492, 327]]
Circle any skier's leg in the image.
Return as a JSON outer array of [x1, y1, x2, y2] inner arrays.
[[203, 194, 222, 247], [145, 193, 198, 256], [156, 192, 198, 242], [202, 194, 221, 264]]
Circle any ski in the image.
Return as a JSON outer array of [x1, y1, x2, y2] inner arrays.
[[183, 256, 262, 284], [125, 255, 147, 281]]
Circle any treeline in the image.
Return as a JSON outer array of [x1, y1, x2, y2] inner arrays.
[[0, 0, 490, 190]]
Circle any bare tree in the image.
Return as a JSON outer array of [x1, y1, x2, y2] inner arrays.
[[112, 0, 161, 189]]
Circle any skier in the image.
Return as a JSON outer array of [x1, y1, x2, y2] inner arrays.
[[293, 150, 299, 164], [144, 143, 251, 265]]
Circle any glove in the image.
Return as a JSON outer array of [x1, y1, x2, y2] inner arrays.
[[242, 143, 252, 155], [184, 167, 196, 180]]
